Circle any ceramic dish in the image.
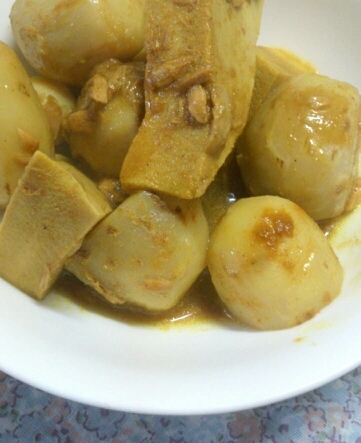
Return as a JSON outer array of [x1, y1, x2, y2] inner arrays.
[[1, 0, 361, 415]]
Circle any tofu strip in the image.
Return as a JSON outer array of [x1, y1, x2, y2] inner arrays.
[[0, 151, 111, 299], [120, 0, 264, 199]]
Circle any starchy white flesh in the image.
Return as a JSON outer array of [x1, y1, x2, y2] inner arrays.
[[207, 196, 343, 331], [120, 0, 264, 199], [31, 76, 76, 145], [0, 42, 54, 208], [238, 73, 361, 220], [65, 60, 145, 177], [10, 0, 145, 86], [0, 151, 112, 300], [66, 191, 209, 312]]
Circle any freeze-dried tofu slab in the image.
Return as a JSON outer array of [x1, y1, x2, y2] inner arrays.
[[0, 151, 112, 299], [120, 0, 264, 199], [247, 46, 316, 121]]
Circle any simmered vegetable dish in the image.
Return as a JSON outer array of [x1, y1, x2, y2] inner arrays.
[[0, 0, 359, 331]]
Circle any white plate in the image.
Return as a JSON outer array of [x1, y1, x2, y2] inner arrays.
[[1, 0, 361, 415]]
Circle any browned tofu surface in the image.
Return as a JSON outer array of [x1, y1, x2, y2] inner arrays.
[[0, 151, 111, 299], [120, 0, 264, 199]]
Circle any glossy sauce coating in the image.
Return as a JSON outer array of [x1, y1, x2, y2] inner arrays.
[[55, 270, 234, 328]]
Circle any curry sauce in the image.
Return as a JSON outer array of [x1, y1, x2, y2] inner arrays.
[[54, 269, 234, 329]]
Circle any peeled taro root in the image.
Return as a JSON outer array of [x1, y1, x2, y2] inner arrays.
[[207, 195, 343, 331], [66, 191, 209, 312], [65, 60, 145, 177], [0, 42, 54, 208], [31, 76, 76, 146], [237, 73, 361, 221], [10, 0, 145, 86]]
